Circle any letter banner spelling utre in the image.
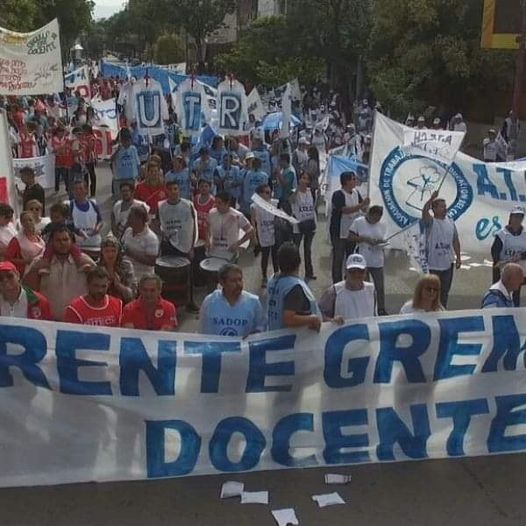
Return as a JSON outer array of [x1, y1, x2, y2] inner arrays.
[[0, 19, 63, 96], [369, 112, 526, 255], [2, 310, 526, 487]]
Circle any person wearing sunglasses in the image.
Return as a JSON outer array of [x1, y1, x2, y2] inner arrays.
[[400, 274, 444, 314]]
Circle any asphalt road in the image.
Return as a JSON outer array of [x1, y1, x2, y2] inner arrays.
[[0, 164, 521, 526]]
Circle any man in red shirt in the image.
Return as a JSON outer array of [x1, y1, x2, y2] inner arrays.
[[51, 125, 73, 193], [63, 266, 123, 326], [121, 274, 177, 331]]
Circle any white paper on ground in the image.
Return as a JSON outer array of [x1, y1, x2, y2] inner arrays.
[[272, 508, 299, 526], [241, 491, 269, 504], [311, 492, 346, 508], [220, 481, 244, 499], [324, 473, 352, 484]]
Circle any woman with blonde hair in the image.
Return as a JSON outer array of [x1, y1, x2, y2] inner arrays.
[[400, 274, 444, 314]]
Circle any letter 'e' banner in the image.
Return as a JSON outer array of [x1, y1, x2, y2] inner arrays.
[[0, 19, 63, 96], [2, 310, 526, 487], [369, 112, 526, 256]]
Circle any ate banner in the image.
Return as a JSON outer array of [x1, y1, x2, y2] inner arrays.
[[13, 154, 55, 189], [175, 78, 209, 137], [1, 310, 526, 487], [0, 19, 63, 96], [369, 112, 526, 255]]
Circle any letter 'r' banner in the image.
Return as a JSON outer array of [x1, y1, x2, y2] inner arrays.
[[369, 112, 526, 256], [2, 310, 526, 487]]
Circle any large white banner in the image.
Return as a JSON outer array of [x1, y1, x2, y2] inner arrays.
[[1, 309, 526, 487], [64, 65, 90, 100], [13, 154, 55, 189], [0, 19, 63, 95], [370, 112, 526, 255], [91, 97, 119, 135], [175, 78, 209, 137]]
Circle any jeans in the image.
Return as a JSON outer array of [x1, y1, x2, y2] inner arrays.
[[331, 235, 355, 283], [55, 167, 69, 192], [429, 265, 454, 308], [293, 230, 315, 277], [85, 162, 97, 196], [368, 267, 385, 312], [261, 245, 278, 278]]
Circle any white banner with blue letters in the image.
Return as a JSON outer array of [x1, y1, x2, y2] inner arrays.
[[370, 112, 526, 255], [1, 309, 526, 487]]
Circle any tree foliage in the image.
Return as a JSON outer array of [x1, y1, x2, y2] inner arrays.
[[153, 33, 185, 65], [367, 0, 514, 118]]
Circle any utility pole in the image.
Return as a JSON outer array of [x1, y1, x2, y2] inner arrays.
[[512, 0, 526, 117]]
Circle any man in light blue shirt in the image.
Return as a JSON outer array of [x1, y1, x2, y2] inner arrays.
[[111, 128, 140, 199], [199, 263, 266, 337]]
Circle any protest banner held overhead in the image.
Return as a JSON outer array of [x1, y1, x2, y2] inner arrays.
[[0, 19, 63, 96], [1, 310, 526, 487], [175, 78, 210, 137], [217, 77, 248, 136], [369, 111, 526, 256], [13, 154, 55, 189], [64, 65, 91, 100]]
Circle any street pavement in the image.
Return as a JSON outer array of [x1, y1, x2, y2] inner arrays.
[[0, 164, 522, 526]]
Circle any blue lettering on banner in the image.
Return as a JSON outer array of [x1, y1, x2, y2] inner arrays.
[[220, 93, 241, 130], [379, 147, 473, 228], [475, 216, 502, 240], [120, 338, 177, 396], [323, 409, 370, 464], [324, 324, 370, 388], [209, 417, 266, 472], [183, 91, 202, 131], [146, 419, 201, 477], [56, 330, 112, 395], [482, 315, 525, 372], [272, 413, 317, 467], [185, 340, 241, 393], [474, 164, 499, 199], [488, 394, 526, 453], [436, 399, 490, 456], [246, 335, 296, 392], [136, 91, 161, 129]]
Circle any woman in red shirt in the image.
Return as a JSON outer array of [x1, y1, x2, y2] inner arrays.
[[80, 124, 98, 197], [51, 126, 74, 192], [6, 211, 45, 275], [135, 161, 167, 216]]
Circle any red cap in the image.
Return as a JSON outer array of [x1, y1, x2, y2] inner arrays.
[[0, 261, 18, 273]]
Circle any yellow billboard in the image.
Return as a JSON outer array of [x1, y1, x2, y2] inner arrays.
[[481, 0, 522, 49]]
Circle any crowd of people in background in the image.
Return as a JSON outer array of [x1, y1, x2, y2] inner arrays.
[[0, 69, 524, 339]]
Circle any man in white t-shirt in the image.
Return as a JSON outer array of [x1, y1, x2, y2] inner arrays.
[[349, 205, 387, 315], [318, 253, 376, 322], [207, 191, 254, 260], [422, 190, 461, 308], [483, 129, 498, 162], [111, 182, 149, 239]]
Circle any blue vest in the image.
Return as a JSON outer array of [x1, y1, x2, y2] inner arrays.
[[201, 290, 266, 337], [242, 170, 269, 212], [267, 274, 319, 331], [165, 168, 192, 199], [216, 165, 242, 201]]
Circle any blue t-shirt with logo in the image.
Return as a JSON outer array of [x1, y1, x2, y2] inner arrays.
[[114, 145, 140, 181], [200, 290, 267, 337]]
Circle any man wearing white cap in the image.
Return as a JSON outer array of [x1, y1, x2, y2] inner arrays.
[[452, 113, 467, 133], [416, 116, 426, 129], [318, 253, 377, 323], [432, 117, 442, 130], [491, 205, 526, 306], [483, 129, 498, 162]]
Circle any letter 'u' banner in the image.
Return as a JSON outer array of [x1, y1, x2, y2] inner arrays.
[[0, 19, 63, 95], [2, 309, 526, 487], [370, 112, 526, 255]]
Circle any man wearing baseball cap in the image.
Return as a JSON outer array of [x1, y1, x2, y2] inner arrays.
[[491, 205, 526, 306], [318, 253, 377, 323], [0, 261, 52, 320]]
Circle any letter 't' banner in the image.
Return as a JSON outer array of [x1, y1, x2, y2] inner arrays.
[[217, 78, 248, 136], [175, 78, 210, 137], [0, 19, 63, 96], [2, 310, 526, 487], [369, 112, 526, 256]]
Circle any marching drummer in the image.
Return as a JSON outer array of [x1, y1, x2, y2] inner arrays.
[[157, 181, 200, 312], [199, 263, 266, 337], [206, 191, 254, 261]]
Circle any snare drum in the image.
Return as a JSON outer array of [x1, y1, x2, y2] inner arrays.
[[192, 239, 207, 287], [199, 257, 230, 292], [155, 256, 191, 306]]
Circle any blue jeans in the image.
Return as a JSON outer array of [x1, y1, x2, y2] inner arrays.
[[429, 265, 454, 308]]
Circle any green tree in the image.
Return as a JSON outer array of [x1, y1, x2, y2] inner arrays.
[[0, 0, 41, 31], [153, 33, 185, 65], [367, 0, 514, 118], [170, 0, 236, 62]]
